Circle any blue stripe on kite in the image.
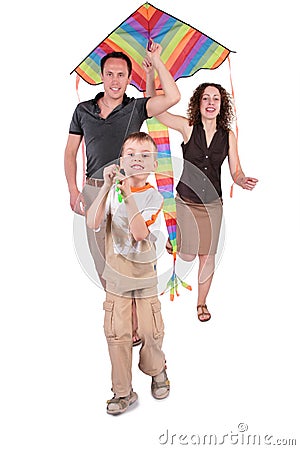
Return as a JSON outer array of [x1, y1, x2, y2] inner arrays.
[[175, 35, 211, 78], [159, 191, 174, 199], [151, 14, 175, 42], [183, 37, 214, 75], [174, 36, 212, 79], [88, 52, 102, 66], [119, 21, 148, 46], [168, 232, 176, 240], [87, 44, 116, 66], [150, 15, 177, 44], [173, 34, 207, 78], [125, 14, 148, 35]]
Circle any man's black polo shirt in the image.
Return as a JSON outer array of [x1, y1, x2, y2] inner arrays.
[[69, 93, 150, 178]]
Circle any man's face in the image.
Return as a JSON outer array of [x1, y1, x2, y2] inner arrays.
[[101, 58, 131, 100]]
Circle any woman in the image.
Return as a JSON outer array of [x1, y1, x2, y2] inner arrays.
[[145, 76, 258, 321]]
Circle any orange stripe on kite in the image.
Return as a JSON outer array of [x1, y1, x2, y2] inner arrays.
[[167, 30, 195, 70], [76, 68, 95, 84], [211, 50, 230, 69], [139, 3, 155, 20]]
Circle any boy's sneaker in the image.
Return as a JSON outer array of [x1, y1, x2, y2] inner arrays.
[[151, 369, 170, 399], [106, 390, 138, 415]]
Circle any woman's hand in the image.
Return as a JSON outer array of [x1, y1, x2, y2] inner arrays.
[[240, 176, 259, 190], [142, 57, 154, 74]]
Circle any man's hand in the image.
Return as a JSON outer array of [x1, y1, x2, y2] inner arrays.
[[146, 40, 162, 67], [70, 189, 85, 216]]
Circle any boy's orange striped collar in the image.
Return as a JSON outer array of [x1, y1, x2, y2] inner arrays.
[[130, 183, 154, 193]]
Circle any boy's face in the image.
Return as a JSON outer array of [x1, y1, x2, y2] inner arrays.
[[120, 139, 158, 179]]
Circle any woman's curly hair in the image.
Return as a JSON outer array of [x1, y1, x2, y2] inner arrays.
[[187, 83, 235, 131]]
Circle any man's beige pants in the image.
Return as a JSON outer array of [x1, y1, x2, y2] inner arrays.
[[103, 290, 166, 397], [83, 183, 106, 285]]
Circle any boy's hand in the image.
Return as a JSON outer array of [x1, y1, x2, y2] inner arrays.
[[103, 164, 118, 187], [114, 170, 131, 199]]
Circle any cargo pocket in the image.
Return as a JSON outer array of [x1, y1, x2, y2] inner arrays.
[[151, 298, 164, 339], [103, 299, 115, 338]]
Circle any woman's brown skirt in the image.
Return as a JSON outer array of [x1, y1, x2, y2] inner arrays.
[[175, 195, 223, 255]]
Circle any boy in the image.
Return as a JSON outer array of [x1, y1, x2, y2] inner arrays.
[[86, 132, 170, 415]]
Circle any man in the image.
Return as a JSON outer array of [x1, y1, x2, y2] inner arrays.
[[64, 42, 180, 216]]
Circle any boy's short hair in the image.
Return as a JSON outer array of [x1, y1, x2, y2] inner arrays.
[[121, 132, 158, 156], [100, 52, 132, 77]]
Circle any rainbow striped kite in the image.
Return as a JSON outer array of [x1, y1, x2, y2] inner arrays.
[[71, 2, 233, 300]]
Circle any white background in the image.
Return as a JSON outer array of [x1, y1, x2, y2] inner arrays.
[[1, 0, 299, 449]]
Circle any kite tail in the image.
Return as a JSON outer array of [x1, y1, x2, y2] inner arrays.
[[146, 115, 192, 301], [163, 251, 192, 301]]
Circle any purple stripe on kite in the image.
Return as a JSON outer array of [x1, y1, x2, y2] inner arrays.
[[186, 39, 217, 75], [184, 37, 214, 73], [167, 225, 177, 234], [150, 14, 175, 41], [156, 144, 171, 153], [175, 34, 209, 76], [157, 183, 173, 190], [94, 47, 106, 57], [173, 34, 210, 79], [88, 48, 106, 65], [125, 15, 147, 33], [120, 20, 148, 43]]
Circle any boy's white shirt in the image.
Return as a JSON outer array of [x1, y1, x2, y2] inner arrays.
[[97, 183, 163, 257]]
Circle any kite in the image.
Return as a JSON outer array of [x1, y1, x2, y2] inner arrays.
[[71, 2, 234, 300]]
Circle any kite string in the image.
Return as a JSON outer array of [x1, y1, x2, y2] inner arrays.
[[76, 75, 87, 189], [76, 72, 138, 188], [228, 55, 239, 198]]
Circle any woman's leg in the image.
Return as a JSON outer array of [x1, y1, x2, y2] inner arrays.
[[197, 254, 215, 321]]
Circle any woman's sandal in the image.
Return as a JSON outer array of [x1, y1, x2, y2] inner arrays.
[[132, 338, 142, 347], [151, 369, 170, 400], [106, 390, 138, 415], [197, 304, 211, 322]]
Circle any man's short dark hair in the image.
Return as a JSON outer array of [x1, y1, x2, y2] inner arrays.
[[100, 52, 132, 77]]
